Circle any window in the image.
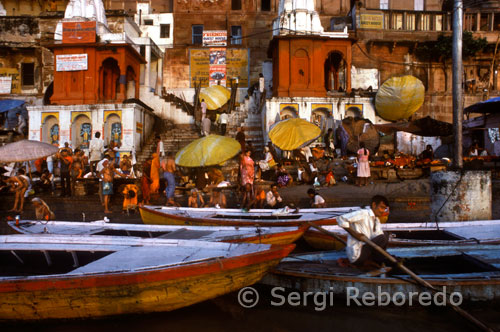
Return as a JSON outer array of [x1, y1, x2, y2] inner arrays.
[[261, 0, 271, 11], [380, 0, 388, 10], [414, 0, 424, 11], [21, 63, 35, 87], [144, 19, 153, 25], [231, 26, 242, 45], [160, 24, 170, 38], [192, 25, 204, 45], [232, 0, 241, 10]]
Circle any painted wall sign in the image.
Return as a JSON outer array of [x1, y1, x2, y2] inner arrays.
[[357, 12, 384, 29], [203, 30, 227, 47], [311, 103, 333, 114], [62, 21, 96, 44], [136, 122, 143, 134], [0, 76, 12, 94], [190, 48, 249, 88], [345, 103, 364, 117], [209, 48, 226, 86], [0, 68, 21, 94], [56, 54, 88, 72]]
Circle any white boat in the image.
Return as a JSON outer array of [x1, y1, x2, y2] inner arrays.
[[9, 220, 307, 245]]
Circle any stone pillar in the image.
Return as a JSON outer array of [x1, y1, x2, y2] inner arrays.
[[431, 170, 492, 222], [145, 44, 151, 90]]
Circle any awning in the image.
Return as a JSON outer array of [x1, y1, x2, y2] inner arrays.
[[374, 116, 453, 137], [464, 97, 500, 114], [0, 99, 25, 113]]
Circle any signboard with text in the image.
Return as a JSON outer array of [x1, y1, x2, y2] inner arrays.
[[0, 68, 21, 94], [62, 21, 96, 43], [357, 12, 384, 29], [0, 76, 12, 94], [56, 54, 88, 71], [203, 30, 227, 46], [190, 48, 249, 88]]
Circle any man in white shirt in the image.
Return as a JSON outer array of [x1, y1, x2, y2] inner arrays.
[[307, 188, 325, 208], [337, 195, 390, 267], [155, 135, 165, 157], [89, 132, 104, 176], [266, 185, 283, 208], [218, 111, 228, 135]]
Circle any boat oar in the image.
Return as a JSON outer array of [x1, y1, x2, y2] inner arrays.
[[306, 221, 347, 246], [309, 223, 495, 332]]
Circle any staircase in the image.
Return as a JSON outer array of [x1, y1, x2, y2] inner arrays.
[[135, 122, 201, 170], [228, 99, 265, 157], [140, 87, 195, 125]]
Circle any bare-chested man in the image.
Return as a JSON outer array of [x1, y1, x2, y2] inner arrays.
[[99, 159, 125, 213], [6, 170, 29, 213]]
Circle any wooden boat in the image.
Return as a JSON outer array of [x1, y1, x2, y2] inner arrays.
[[8, 220, 307, 245], [139, 205, 360, 227], [303, 219, 500, 250], [261, 244, 500, 302], [0, 234, 294, 320]]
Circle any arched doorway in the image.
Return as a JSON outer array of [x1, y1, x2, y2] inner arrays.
[[126, 66, 136, 99], [280, 106, 298, 120], [345, 106, 362, 118], [99, 58, 120, 102], [104, 113, 122, 146], [324, 52, 346, 92], [311, 108, 333, 137], [42, 115, 59, 145], [72, 114, 92, 150]]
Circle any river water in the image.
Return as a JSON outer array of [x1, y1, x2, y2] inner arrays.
[[2, 289, 499, 331]]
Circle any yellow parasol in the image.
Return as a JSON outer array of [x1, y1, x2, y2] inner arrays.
[[375, 75, 425, 121], [268, 118, 321, 151], [175, 135, 241, 167], [199, 85, 231, 110]]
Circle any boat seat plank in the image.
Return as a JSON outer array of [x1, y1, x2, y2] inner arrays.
[[0, 243, 128, 252], [445, 225, 500, 241], [70, 246, 248, 274], [157, 229, 215, 240], [18, 222, 104, 235]]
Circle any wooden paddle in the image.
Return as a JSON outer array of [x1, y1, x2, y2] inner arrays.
[[307, 222, 496, 332]]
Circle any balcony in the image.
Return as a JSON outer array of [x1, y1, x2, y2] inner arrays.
[[356, 8, 500, 43]]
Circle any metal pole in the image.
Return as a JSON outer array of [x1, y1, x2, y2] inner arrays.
[[452, 0, 463, 169]]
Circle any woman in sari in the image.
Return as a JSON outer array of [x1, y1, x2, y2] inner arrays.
[[240, 149, 255, 187], [150, 153, 160, 194]]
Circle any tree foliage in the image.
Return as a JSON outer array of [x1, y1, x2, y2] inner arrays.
[[415, 31, 488, 62]]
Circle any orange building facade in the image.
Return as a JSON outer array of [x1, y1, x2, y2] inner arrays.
[[270, 36, 353, 98], [50, 43, 144, 105]]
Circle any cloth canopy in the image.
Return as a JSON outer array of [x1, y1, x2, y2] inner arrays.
[[464, 97, 500, 114], [0, 140, 59, 163], [375, 75, 425, 121], [198, 85, 231, 111], [374, 116, 453, 137], [0, 99, 25, 113], [268, 118, 321, 151], [175, 135, 241, 167]]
